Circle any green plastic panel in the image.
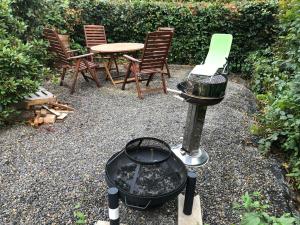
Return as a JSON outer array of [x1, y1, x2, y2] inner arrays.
[[204, 34, 233, 68]]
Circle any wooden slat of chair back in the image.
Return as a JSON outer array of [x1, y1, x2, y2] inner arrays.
[[140, 31, 173, 72], [84, 25, 107, 48], [43, 28, 70, 65], [158, 27, 175, 32]]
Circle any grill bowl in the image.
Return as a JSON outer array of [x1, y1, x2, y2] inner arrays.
[[176, 74, 228, 105], [105, 138, 187, 210]]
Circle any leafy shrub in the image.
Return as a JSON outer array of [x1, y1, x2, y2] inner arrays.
[[247, 0, 300, 189], [234, 192, 299, 225], [0, 0, 50, 125], [11, 0, 70, 40], [66, 0, 278, 71]]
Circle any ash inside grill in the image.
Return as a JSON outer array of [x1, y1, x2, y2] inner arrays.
[[188, 74, 226, 84], [178, 74, 227, 98], [115, 163, 181, 196]]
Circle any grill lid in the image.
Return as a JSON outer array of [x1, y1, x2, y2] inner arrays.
[[125, 137, 171, 164], [106, 137, 187, 197]]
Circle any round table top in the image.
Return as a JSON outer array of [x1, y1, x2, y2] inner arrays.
[[91, 43, 144, 53]]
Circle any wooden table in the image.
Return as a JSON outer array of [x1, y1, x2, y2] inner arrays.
[[91, 43, 144, 86]]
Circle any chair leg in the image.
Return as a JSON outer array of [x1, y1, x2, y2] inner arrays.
[[71, 61, 80, 94], [135, 73, 143, 99], [146, 73, 154, 86], [122, 62, 132, 90], [84, 60, 100, 88], [93, 69, 101, 88], [81, 71, 89, 82], [113, 56, 120, 76], [60, 68, 67, 86], [165, 62, 171, 78], [161, 72, 167, 94]]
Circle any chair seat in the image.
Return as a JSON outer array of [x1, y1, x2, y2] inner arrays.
[[79, 60, 97, 71], [140, 68, 162, 74], [125, 62, 162, 74]]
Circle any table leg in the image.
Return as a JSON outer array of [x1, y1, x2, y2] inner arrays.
[[104, 60, 116, 86]]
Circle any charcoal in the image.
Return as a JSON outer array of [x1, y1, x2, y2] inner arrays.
[[188, 74, 226, 84], [114, 163, 181, 196]]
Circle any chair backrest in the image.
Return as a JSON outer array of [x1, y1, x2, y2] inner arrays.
[[43, 28, 70, 66], [84, 25, 107, 49], [140, 31, 173, 72], [157, 27, 175, 33], [204, 34, 233, 68]]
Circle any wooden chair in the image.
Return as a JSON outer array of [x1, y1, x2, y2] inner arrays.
[[83, 25, 119, 76], [122, 31, 173, 99], [157, 27, 175, 78], [43, 28, 100, 94]]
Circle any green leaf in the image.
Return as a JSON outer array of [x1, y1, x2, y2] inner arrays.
[[241, 212, 261, 225], [275, 214, 296, 225], [74, 203, 81, 209]]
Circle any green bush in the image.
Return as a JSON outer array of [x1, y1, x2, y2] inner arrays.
[[0, 0, 50, 125], [247, 0, 300, 189], [11, 0, 70, 40], [66, 0, 278, 71], [234, 192, 299, 225]]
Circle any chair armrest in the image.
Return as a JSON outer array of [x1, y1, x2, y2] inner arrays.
[[68, 53, 94, 60], [67, 49, 80, 54], [221, 57, 229, 75], [123, 54, 141, 63]]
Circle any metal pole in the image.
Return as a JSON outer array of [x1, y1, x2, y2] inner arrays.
[[183, 171, 197, 215], [182, 104, 207, 155], [108, 187, 119, 225], [171, 103, 209, 167]]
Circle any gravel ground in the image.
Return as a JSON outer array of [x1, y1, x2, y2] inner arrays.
[[0, 65, 296, 225]]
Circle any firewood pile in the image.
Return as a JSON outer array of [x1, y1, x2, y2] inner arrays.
[[23, 87, 74, 127], [29, 102, 74, 127]]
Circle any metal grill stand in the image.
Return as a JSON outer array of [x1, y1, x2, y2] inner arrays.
[[168, 74, 228, 167], [172, 104, 209, 167]]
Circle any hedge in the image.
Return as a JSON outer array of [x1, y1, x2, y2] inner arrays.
[[67, 0, 278, 72]]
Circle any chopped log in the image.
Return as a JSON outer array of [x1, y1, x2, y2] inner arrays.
[[57, 113, 68, 120], [28, 119, 35, 126], [48, 102, 74, 111], [43, 114, 56, 124], [33, 105, 42, 110], [38, 117, 44, 124], [40, 109, 48, 116], [34, 114, 41, 127], [42, 105, 61, 116], [55, 110, 74, 114]]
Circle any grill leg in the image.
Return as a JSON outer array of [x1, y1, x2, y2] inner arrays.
[[108, 187, 120, 225], [183, 171, 197, 215]]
